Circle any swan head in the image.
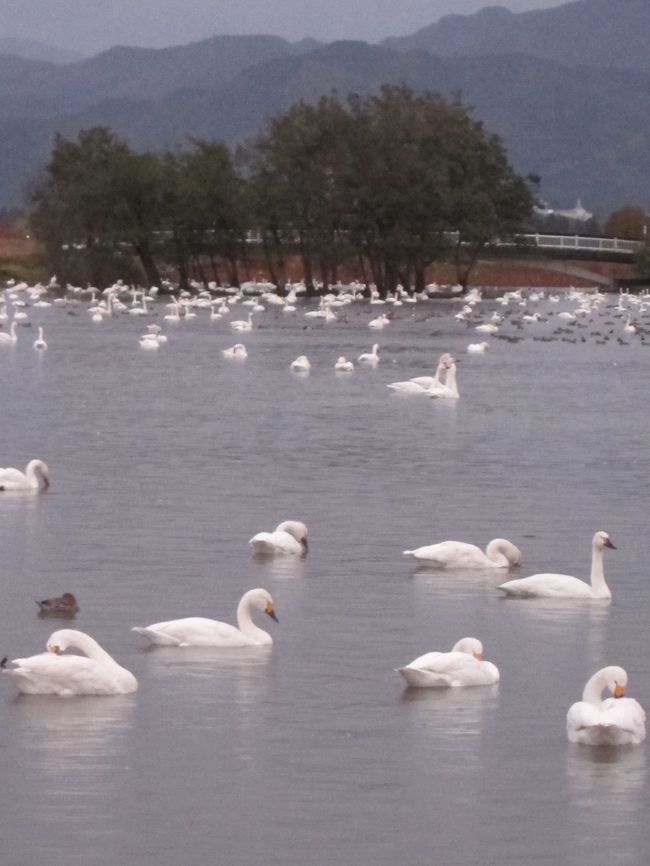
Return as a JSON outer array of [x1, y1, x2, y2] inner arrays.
[[277, 519, 309, 553], [27, 459, 50, 490], [46, 628, 85, 654], [244, 588, 279, 623], [602, 666, 628, 698], [451, 637, 484, 660], [593, 530, 616, 551]]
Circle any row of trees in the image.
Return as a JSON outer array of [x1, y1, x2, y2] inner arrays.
[[29, 85, 535, 293]]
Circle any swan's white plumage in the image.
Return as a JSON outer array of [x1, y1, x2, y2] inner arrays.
[[0, 459, 50, 491], [132, 588, 278, 647], [398, 638, 499, 688], [499, 531, 615, 598], [567, 666, 645, 745], [249, 520, 308, 556], [3, 629, 137, 695], [404, 538, 521, 569]]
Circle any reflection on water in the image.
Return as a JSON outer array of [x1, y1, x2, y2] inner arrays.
[[567, 744, 646, 860], [400, 685, 499, 771], [7, 695, 135, 828], [250, 554, 307, 580]]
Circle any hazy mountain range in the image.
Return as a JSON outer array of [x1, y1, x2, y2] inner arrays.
[[1, 0, 649, 215]]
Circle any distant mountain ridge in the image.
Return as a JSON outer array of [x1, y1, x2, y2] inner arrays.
[[383, 0, 650, 72], [0, 36, 85, 65], [1, 1, 650, 215]]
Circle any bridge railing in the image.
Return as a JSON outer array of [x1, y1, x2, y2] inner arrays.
[[510, 234, 643, 254]]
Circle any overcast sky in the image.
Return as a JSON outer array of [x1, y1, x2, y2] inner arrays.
[[1, 0, 569, 52]]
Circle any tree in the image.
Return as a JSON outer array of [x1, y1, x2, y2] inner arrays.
[[604, 205, 646, 240]]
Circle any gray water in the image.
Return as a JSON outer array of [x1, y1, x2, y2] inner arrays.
[[0, 294, 648, 865]]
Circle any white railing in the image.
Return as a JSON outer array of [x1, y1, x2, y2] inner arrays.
[[513, 234, 643, 254]]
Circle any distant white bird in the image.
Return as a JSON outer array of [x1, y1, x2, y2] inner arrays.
[[358, 343, 380, 364], [290, 355, 311, 372], [0, 321, 18, 344], [223, 343, 248, 360], [475, 322, 498, 334], [397, 637, 499, 688], [0, 459, 50, 492], [33, 326, 47, 350], [368, 313, 389, 330], [335, 356, 354, 372], [230, 312, 254, 332], [567, 666, 645, 745], [467, 342, 489, 354], [249, 520, 309, 556]]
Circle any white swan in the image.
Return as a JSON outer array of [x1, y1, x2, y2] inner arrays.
[[404, 538, 521, 569], [0, 459, 50, 491], [429, 357, 459, 399], [2, 629, 137, 695], [387, 353, 452, 395], [398, 637, 499, 688], [335, 356, 354, 372], [223, 343, 248, 360], [499, 531, 615, 599], [290, 355, 311, 372], [368, 313, 389, 330], [567, 666, 645, 745], [249, 520, 308, 556], [132, 588, 278, 647], [467, 342, 489, 354], [34, 328, 47, 352], [230, 312, 254, 332], [0, 321, 18, 344], [358, 344, 379, 364]]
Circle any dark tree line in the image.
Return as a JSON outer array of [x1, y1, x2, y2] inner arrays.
[[29, 85, 534, 293]]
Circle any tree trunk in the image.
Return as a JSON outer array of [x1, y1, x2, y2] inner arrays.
[[134, 238, 161, 287]]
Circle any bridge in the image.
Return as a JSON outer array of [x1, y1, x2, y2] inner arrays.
[[503, 233, 643, 256]]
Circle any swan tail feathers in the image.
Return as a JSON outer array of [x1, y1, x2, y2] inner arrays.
[[131, 627, 182, 646], [398, 667, 452, 688]]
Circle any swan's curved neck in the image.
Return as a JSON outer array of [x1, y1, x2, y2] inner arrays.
[[485, 539, 511, 564], [70, 634, 117, 667], [589, 545, 610, 598], [445, 365, 459, 397], [236, 596, 270, 642], [582, 670, 608, 704]]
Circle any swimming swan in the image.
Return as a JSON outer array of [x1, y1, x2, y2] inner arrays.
[[387, 353, 453, 395], [290, 355, 311, 372], [0, 459, 50, 491], [0, 321, 18, 344], [499, 531, 615, 599], [567, 666, 645, 745], [403, 538, 521, 569], [358, 344, 379, 364], [2, 629, 137, 695], [249, 520, 308, 556], [398, 637, 499, 688], [132, 588, 278, 647], [429, 357, 459, 399]]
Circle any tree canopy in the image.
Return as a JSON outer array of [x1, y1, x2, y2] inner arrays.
[[29, 86, 534, 292]]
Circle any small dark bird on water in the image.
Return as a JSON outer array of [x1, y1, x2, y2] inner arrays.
[[36, 592, 79, 616]]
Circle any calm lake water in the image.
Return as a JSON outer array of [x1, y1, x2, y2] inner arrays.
[[0, 291, 648, 865]]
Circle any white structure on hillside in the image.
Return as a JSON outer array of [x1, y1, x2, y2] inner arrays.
[[534, 199, 593, 222]]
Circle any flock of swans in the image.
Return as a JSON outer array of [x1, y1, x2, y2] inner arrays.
[[0, 276, 647, 748]]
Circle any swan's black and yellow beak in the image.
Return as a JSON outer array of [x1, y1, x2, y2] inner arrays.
[[265, 602, 279, 623], [473, 651, 482, 661], [604, 538, 616, 549], [614, 683, 625, 698], [48, 645, 61, 654]]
